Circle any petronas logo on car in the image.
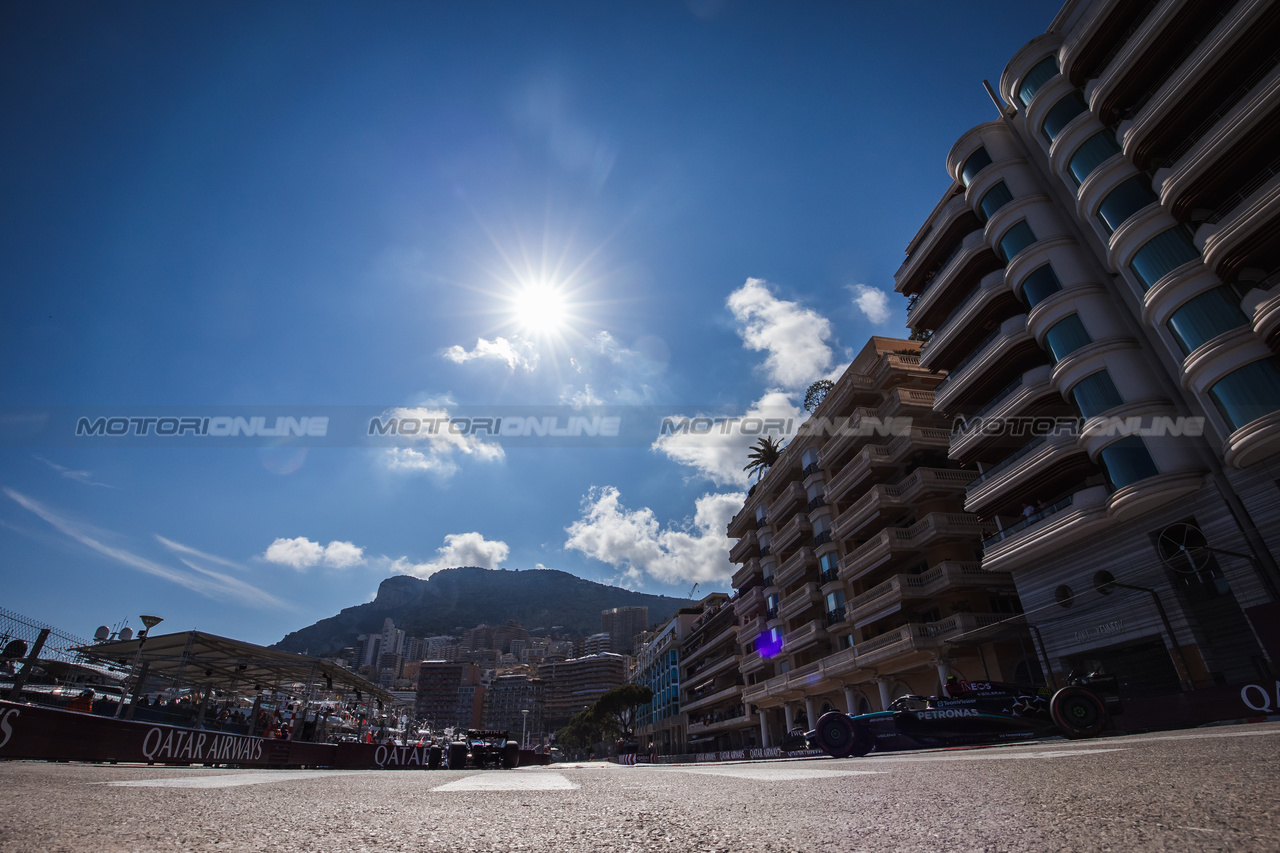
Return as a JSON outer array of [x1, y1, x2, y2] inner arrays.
[[915, 709, 980, 720]]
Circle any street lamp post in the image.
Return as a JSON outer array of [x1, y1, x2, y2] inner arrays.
[[115, 615, 162, 718], [521, 709, 529, 749]]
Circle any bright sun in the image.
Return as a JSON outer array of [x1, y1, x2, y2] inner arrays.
[[511, 281, 569, 335]]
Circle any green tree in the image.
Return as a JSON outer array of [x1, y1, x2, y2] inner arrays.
[[803, 379, 834, 413], [743, 436, 783, 482], [591, 683, 654, 739]]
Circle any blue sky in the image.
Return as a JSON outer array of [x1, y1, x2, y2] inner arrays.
[[0, 1, 1058, 646]]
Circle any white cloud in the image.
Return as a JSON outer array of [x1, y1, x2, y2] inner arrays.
[[849, 283, 893, 325], [262, 537, 365, 571], [4, 489, 289, 609], [560, 384, 604, 408], [379, 532, 510, 579], [377, 405, 504, 479], [564, 486, 745, 586], [443, 336, 538, 371], [652, 391, 804, 487], [726, 278, 835, 389]]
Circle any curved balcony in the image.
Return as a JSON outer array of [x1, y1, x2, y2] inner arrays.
[[845, 561, 1010, 628], [738, 613, 765, 647], [839, 513, 987, 585], [1156, 63, 1280, 218], [1181, 326, 1273, 398], [1222, 408, 1280, 468], [733, 584, 765, 618], [919, 270, 1010, 370], [1087, 0, 1186, 122], [683, 682, 743, 715], [877, 386, 936, 420], [908, 229, 993, 331], [774, 547, 816, 590], [964, 429, 1085, 515], [896, 193, 976, 294], [852, 623, 941, 669], [1246, 286, 1280, 348], [816, 407, 880, 470], [950, 365, 1056, 462], [1121, 0, 1273, 168], [739, 650, 769, 675], [778, 582, 821, 622], [782, 621, 828, 655], [1055, 0, 1122, 87], [1108, 469, 1207, 523], [825, 427, 954, 503], [1200, 179, 1280, 282], [768, 481, 806, 522], [728, 530, 758, 565], [832, 468, 975, 541], [731, 557, 763, 592], [685, 650, 742, 685], [772, 512, 810, 556], [933, 315, 1036, 412]]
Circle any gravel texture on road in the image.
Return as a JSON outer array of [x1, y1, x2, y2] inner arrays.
[[2, 723, 1277, 852]]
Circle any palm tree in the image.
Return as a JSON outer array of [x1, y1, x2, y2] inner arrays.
[[743, 436, 783, 482]]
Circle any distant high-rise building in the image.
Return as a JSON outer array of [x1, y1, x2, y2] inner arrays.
[[541, 653, 629, 728], [483, 674, 544, 743], [602, 606, 649, 655], [415, 661, 485, 732]]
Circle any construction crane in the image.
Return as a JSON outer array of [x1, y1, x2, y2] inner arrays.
[[688, 582, 699, 600]]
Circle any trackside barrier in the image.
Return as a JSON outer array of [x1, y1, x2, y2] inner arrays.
[[0, 701, 553, 769]]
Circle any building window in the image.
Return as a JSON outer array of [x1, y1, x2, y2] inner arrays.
[[1070, 370, 1125, 419], [1019, 263, 1063, 308], [1166, 287, 1249, 355], [1018, 56, 1060, 106], [1066, 129, 1122, 185], [1098, 435, 1160, 489], [960, 147, 993, 187], [1129, 227, 1200, 290], [1041, 91, 1088, 143], [1097, 175, 1157, 235], [978, 181, 1014, 221], [998, 220, 1037, 262], [825, 590, 845, 612], [1208, 357, 1280, 431], [1043, 313, 1092, 362]]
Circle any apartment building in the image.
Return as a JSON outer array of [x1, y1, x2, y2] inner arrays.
[[728, 337, 1028, 746], [681, 593, 753, 752], [482, 674, 544, 745], [541, 652, 629, 729], [895, 0, 1280, 715], [602, 606, 650, 655], [414, 661, 485, 732], [632, 608, 700, 756]]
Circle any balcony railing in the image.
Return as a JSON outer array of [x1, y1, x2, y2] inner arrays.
[[983, 494, 1075, 545], [812, 530, 832, 547], [755, 516, 769, 529], [807, 496, 828, 512], [825, 607, 847, 627], [819, 565, 839, 585], [971, 434, 1049, 486], [935, 326, 1001, 394], [803, 462, 822, 478], [765, 606, 779, 621]]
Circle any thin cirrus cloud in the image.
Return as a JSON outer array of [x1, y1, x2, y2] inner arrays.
[[563, 485, 744, 587], [848, 283, 895, 325], [33, 455, 114, 488], [726, 277, 836, 390], [3, 488, 290, 610]]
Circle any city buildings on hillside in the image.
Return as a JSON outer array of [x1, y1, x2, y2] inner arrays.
[[729, 337, 1027, 746], [892, 0, 1280, 711], [540, 652, 629, 729], [414, 661, 485, 732], [602, 606, 650, 655]]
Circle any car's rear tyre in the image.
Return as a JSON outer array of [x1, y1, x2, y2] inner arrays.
[[1050, 686, 1108, 739], [503, 741, 520, 769], [427, 745, 442, 769], [814, 712, 857, 758], [446, 742, 468, 770]]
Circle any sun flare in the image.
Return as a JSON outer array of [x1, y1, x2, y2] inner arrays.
[[511, 280, 569, 336]]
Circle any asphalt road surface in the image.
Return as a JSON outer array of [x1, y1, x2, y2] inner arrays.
[[3, 722, 1278, 853]]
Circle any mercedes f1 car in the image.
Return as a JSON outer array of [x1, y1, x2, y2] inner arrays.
[[808, 676, 1122, 758]]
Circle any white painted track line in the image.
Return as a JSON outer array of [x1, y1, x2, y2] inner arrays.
[[432, 772, 579, 791]]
